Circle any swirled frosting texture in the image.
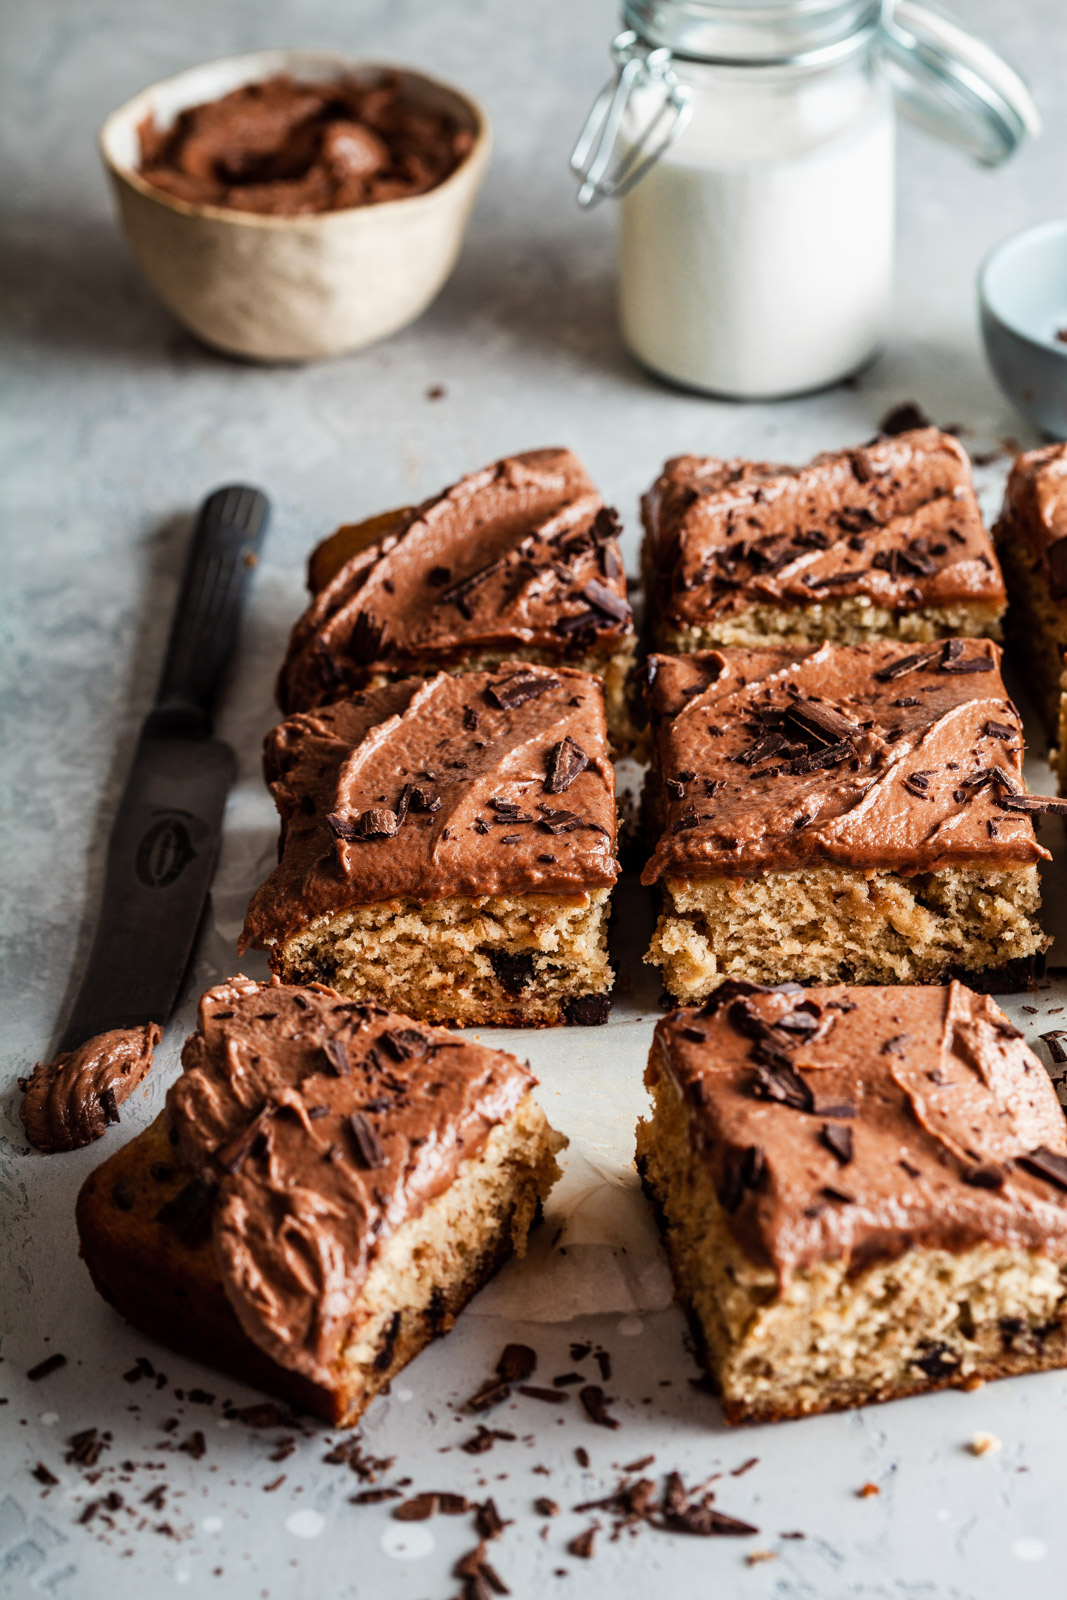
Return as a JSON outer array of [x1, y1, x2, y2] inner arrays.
[[20, 1024, 161, 1153], [996, 443, 1067, 597], [643, 428, 1005, 627], [137, 73, 472, 215], [642, 639, 1045, 884], [243, 665, 617, 950], [278, 449, 632, 714], [166, 978, 536, 1383], [652, 982, 1067, 1276]]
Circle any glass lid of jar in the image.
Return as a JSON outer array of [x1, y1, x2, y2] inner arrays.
[[573, 1, 1041, 205]]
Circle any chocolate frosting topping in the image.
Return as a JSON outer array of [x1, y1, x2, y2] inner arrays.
[[643, 428, 1004, 625], [278, 450, 632, 714], [642, 640, 1046, 883], [137, 73, 472, 215], [20, 1024, 161, 1153], [165, 979, 537, 1383], [653, 982, 1067, 1275], [996, 443, 1067, 599], [243, 665, 617, 951]]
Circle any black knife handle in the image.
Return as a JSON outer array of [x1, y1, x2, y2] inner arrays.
[[153, 485, 270, 731]]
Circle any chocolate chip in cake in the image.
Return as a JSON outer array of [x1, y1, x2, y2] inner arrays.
[[562, 994, 611, 1026], [488, 951, 535, 995]]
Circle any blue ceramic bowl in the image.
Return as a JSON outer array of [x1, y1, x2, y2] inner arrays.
[[979, 219, 1067, 440]]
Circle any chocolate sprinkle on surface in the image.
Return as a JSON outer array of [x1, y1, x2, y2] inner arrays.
[[27, 1353, 67, 1382], [578, 1385, 620, 1429]]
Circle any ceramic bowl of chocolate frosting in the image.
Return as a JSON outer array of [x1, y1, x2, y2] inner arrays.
[[100, 50, 491, 361]]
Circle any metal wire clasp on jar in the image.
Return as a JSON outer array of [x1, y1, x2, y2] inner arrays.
[[571, 1, 1040, 401]]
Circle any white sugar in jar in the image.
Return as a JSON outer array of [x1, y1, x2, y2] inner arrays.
[[573, 1, 1040, 400]]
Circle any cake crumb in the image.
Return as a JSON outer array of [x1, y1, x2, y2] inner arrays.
[[746, 1550, 777, 1566], [856, 1482, 880, 1498], [968, 1431, 1002, 1457]]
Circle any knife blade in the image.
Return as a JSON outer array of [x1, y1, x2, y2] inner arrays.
[[54, 484, 270, 1054]]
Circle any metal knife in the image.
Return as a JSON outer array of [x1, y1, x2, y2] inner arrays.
[[54, 485, 270, 1054]]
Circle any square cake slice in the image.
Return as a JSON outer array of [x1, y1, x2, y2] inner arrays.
[[993, 443, 1067, 761], [278, 448, 637, 747], [642, 640, 1050, 1000], [242, 664, 618, 1026], [637, 980, 1067, 1423], [642, 428, 1005, 653], [76, 979, 564, 1426]]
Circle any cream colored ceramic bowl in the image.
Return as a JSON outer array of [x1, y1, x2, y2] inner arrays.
[[100, 49, 491, 361]]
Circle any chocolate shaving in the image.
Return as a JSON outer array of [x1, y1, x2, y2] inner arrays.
[[961, 1163, 1004, 1189], [879, 401, 932, 435], [348, 610, 386, 664], [995, 794, 1067, 816], [409, 786, 441, 813], [749, 1060, 814, 1114], [1039, 1030, 1067, 1065], [581, 578, 631, 623], [437, 556, 507, 617], [984, 720, 1016, 741], [717, 1144, 767, 1213], [579, 1385, 620, 1429], [873, 650, 931, 682], [537, 804, 582, 834], [393, 1493, 439, 1521], [544, 737, 590, 794], [466, 1377, 512, 1413], [27, 1353, 67, 1382], [939, 641, 994, 674], [155, 1174, 217, 1243], [820, 1123, 853, 1165], [378, 1027, 429, 1061], [1017, 1146, 1067, 1192], [215, 1103, 274, 1174], [568, 1527, 597, 1559], [496, 1343, 537, 1382], [518, 1385, 568, 1404], [322, 1038, 351, 1076], [486, 671, 560, 710], [347, 1112, 386, 1169]]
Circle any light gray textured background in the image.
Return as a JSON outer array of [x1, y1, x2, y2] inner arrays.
[[3, 2, 1067, 1597]]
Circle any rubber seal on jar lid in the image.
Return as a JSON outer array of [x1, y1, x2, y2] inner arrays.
[[883, 0, 1040, 166]]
